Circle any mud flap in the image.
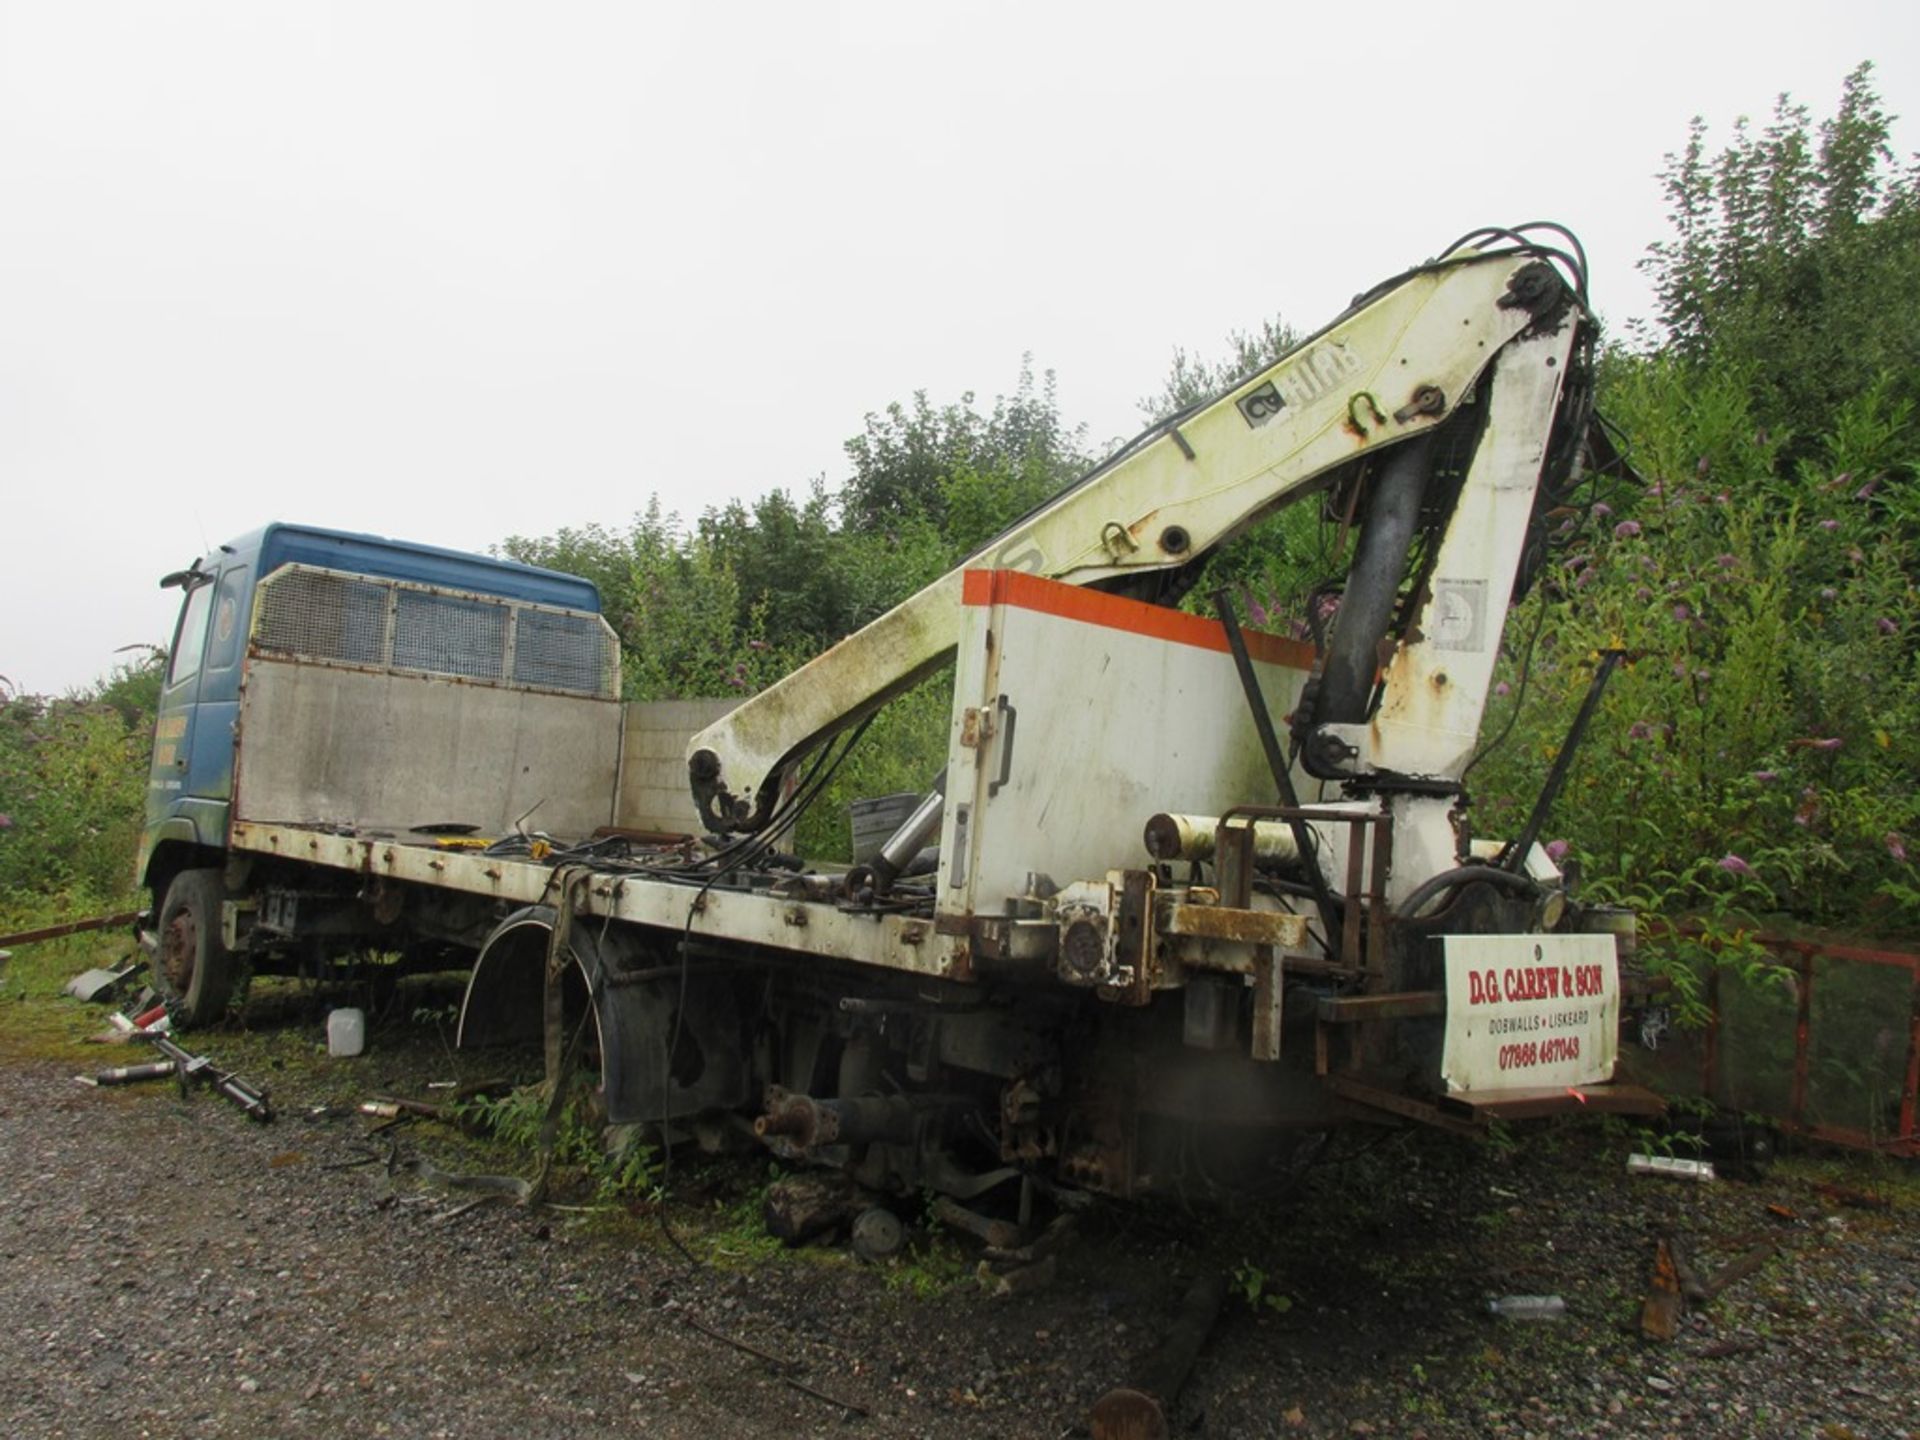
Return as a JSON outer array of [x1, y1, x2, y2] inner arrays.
[[593, 969, 751, 1127]]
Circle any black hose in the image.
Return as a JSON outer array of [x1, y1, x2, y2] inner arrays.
[[1392, 864, 1540, 922]]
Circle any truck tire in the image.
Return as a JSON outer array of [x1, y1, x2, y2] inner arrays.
[[154, 868, 235, 1027]]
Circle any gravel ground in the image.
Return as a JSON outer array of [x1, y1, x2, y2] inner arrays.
[[2, 1012, 1916, 1440]]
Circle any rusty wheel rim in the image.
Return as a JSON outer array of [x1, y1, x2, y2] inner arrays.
[[161, 909, 196, 991]]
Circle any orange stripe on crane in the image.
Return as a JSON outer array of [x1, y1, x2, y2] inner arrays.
[[960, 570, 1315, 670]]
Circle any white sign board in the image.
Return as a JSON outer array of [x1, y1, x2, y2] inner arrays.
[[1441, 935, 1619, 1093]]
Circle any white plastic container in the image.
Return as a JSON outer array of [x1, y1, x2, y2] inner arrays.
[[1488, 1295, 1566, 1321], [327, 1007, 366, 1058], [1627, 1153, 1716, 1182]]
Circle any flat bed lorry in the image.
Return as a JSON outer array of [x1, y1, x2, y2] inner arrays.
[[138, 223, 1659, 1203]]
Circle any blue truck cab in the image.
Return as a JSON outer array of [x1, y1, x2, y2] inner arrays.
[[140, 523, 602, 904]]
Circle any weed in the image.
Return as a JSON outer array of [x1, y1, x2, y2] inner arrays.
[[453, 1078, 660, 1204], [886, 1229, 970, 1299], [1230, 1260, 1294, 1315]]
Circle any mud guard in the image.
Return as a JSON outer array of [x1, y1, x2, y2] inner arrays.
[[458, 906, 749, 1127]]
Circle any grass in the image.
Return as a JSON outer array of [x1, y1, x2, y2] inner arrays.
[[0, 927, 140, 1060]]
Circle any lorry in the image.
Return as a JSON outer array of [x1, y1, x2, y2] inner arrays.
[[138, 221, 1659, 1206]]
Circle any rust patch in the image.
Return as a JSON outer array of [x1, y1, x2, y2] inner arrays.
[[1344, 392, 1387, 440], [1163, 903, 1307, 948]]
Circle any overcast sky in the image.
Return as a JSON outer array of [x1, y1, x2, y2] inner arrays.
[[2, 1, 1915, 696]]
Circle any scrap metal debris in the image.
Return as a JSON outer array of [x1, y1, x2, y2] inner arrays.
[[85, 1000, 167, 1045], [931, 1194, 1025, 1250], [1812, 1180, 1891, 1211], [1667, 1236, 1710, 1304], [73, 1060, 176, 1088], [1642, 1233, 1781, 1346], [1639, 1239, 1683, 1341], [384, 1145, 536, 1209], [1627, 1153, 1717, 1182], [145, 1033, 274, 1121], [1698, 1242, 1777, 1303], [1089, 1271, 1229, 1440], [977, 1254, 1057, 1298], [63, 961, 140, 1004], [677, 1311, 870, 1420], [0, 910, 140, 949], [73, 1019, 273, 1122], [762, 1171, 861, 1245]]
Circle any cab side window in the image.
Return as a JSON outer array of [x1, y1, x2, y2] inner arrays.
[[167, 581, 215, 687], [206, 566, 250, 673]]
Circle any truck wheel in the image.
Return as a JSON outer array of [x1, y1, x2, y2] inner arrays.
[[154, 869, 235, 1027]]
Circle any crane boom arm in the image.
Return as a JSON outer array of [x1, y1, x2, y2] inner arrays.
[[689, 246, 1582, 833]]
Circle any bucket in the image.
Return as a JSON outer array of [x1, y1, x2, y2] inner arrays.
[[327, 1007, 366, 1058], [849, 792, 920, 864]]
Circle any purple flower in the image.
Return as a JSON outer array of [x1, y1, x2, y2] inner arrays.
[[1593, 502, 1613, 518], [1694, 668, 1712, 682], [1613, 520, 1642, 539], [1716, 854, 1753, 875], [1494, 681, 1511, 697], [1628, 721, 1652, 740], [748, 639, 768, 651], [1888, 833, 1909, 863], [0, 812, 11, 829], [1545, 839, 1571, 863], [1672, 661, 1689, 680], [1715, 554, 1736, 568], [1696, 456, 1711, 477], [1249, 601, 1270, 627], [1878, 617, 1898, 635], [1856, 479, 1881, 501], [1672, 603, 1690, 622], [1794, 736, 1844, 751], [726, 676, 745, 689], [1820, 587, 1838, 602], [1575, 568, 1596, 589], [1819, 519, 1840, 532], [1752, 770, 1779, 783]]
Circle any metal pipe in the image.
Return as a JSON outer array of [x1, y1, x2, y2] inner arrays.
[[866, 767, 947, 891], [1316, 434, 1435, 724], [1215, 592, 1341, 959], [1143, 812, 1300, 865], [1503, 649, 1624, 872], [753, 1090, 920, 1150]]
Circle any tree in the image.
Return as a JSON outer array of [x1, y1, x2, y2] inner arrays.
[[1639, 63, 1920, 456], [0, 656, 163, 913], [1137, 315, 1300, 424], [839, 357, 1089, 535]]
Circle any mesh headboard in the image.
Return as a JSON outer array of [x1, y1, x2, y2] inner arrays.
[[251, 564, 619, 698]]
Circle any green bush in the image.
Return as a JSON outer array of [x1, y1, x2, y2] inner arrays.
[[1469, 359, 1918, 932], [0, 658, 160, 926]]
